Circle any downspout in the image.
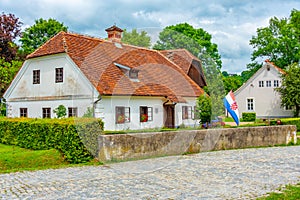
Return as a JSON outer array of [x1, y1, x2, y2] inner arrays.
[[93, 94, 102, 118]]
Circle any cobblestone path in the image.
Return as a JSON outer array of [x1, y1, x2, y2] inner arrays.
[[1, 146, 300, 200]]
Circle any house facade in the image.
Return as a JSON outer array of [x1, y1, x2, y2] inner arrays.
[[4, 25, 206, 130], [234, 60, 293, 119]]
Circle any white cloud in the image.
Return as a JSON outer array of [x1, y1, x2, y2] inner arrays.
[[1, 0, 299, 73]]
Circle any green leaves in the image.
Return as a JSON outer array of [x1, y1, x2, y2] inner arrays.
[[249, 9, 300, 69], [20, 18, 68, 55], [196, 93, 212, 124], [121, 29, 151, 48]]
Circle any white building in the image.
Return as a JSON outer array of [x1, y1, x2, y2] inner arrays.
[[4, 25, 207, 130], [234, 60, 293, 119]]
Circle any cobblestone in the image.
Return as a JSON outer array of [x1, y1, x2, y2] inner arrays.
[[1, 146, 300, 200]]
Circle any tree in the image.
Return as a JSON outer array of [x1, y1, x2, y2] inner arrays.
[[153, 23, 222, 69], [249, 9, 300, 70], [196, 93, 212, 126], [0, 12, 22, 62], [121, 29, 151, 48], [0, 58, 22, 96], [222, 75, 243, 93], [276, 63, 300, 117], [53, 105, 67, 118], [20, 18, 68, 55]]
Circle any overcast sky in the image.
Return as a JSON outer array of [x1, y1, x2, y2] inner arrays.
[[1, 0, 299, 73]]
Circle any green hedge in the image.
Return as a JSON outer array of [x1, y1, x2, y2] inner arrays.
[[0, 118, 103, 163], [281, 118, 300, 131], [242, 112, 256, 122]]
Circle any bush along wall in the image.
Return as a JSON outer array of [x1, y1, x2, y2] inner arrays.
[[281, 118, 300, 131], [0, 118, 104, 163], [242, 112, 256, 122]]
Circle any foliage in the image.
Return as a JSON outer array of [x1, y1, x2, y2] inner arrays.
[[83, 107, 94, 118], [0, 12, 22, 62], [20, 18, 68, 55], [249, 9, 300, 70], [0, 58, 22, 97], [242, 112, 256, 122], [276, 63, 300, 117], [121, 29, 151, 48], [153, 23, 222, 69], [222, 75, 243, 93], [280, 118, 300, 131], [53, 104, 67, 118], [0, 118, 103, 163], [196, 93, 212, 124]]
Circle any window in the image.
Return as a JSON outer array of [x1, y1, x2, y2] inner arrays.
[[129, 69, 139, 79], [274, 80, 279, 87], [68, 107, 78, 117], [247, 98, 254, 111], [259, 81, 264, 87], [33, 70, 40, 84], [116, 106, 130, 124], [55, 68, 63, 83], [266, 80, 271, 87], [140, 106, 153, 122], [42, 108, 51, 118], [182, 106, 192, 119], [285, 105, 292, 110], [20, 108, 27, 117]]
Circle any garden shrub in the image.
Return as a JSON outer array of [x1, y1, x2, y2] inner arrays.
[[242, 112, 256, 122], [0, 117, 103, 163], [281, 118, 300, 131]]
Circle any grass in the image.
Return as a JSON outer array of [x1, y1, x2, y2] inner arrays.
[[0, 143, 101, 174], [257, 183, 300, 199]]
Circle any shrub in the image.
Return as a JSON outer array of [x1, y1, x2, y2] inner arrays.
[[0, 118, 103, 163], [53, 105, 67, 118], [281, 118, 300, 131], [242, 112, 256, 122]]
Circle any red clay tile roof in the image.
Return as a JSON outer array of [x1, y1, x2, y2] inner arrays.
[[265, 59, 286, 74], [160, 49, 207, 86], [27, 32, 204, 102]]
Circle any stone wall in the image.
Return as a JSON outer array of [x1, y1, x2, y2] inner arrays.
[[97, 125, 297, 162]]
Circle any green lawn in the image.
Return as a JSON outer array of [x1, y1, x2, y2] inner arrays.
[[257, 183, 300, 200], [0, 143, 101, 173]]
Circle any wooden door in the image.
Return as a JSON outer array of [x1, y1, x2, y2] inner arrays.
[[164, 105, 175, 128]]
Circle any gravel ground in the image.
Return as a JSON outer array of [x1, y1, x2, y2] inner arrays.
[[1, 146, 300, 200]]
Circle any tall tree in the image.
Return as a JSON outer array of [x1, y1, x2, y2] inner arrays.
[[121, 29, 151, 48], [222, 75, 243, 93], [196, 93, 212, 126], [0, 13, 22, 62], [0, 58, 22, 96], [153, 23, 222, 69], [276, 63, 300, 117], [153, 23, 225, 118], [20, 18, 68, 55], [249, 9, 300, 70]]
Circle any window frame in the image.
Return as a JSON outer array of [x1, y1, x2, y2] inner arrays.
[[274, 80, 279, 87], [33, 70, 40, 84], [20, 108, 28, 117], [116, 106, 130, 124], [42, 107, 51, 118], [55, 67, 64, 83], [246, 98, 254, 111], [68, 107, 78, 117], [139, 106, 153, 122], [258, 81, 264, 87], [182, 106, 192, 119], [266, 80, 271, 87], [193, 106, 200, 119]]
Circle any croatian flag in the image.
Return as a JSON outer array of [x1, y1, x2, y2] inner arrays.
[[223, 91, 239, 125]]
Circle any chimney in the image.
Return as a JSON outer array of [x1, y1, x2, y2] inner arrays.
[[105, 25, 123, 42]]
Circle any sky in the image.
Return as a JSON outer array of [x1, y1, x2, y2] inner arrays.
[[1, 0, 299, 74]]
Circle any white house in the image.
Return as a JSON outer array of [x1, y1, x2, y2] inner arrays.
[[234, 60, 293, 119], [4, 25, 207, 130]]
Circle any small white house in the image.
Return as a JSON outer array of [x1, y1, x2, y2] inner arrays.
[[234, 60, 293, 119], [4, 25, 207, 130]]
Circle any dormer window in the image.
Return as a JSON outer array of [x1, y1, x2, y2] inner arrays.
[[129, 69, 139, 79]]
